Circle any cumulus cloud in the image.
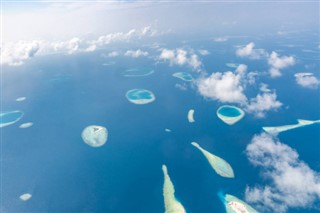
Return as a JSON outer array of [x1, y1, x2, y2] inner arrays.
[[259, 83, 271, 93], [246, 92, 282, 118], [52, 37, 83, 54], [159, 48, 202, 70], [236, 42, 266, 59], [124, 49, 149, 58], [1, 40, 42, 66], [196, 64, 283, 117], [245, 133, 320, 213], [197, 70, 247, 103], [268, 51, 295, 77], [1, 26, 156, 66], [294, 73, 320, 89], [198, 49, 210, 56], [235, 64, 247, 75]]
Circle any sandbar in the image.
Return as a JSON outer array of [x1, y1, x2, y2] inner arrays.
[[188, 109, 195, 123], [81, 125, 108, 147], [162, 165, 186, 213], [191, 142, 234, 178]]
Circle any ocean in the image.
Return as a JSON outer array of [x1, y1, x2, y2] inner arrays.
[[1, 34, 320, 212]]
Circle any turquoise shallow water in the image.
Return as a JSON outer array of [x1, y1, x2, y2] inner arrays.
[[0, 111, 24, 125], [126, 89, 155, 100], [122, 68, 154, 77], [217, 106, 241, 117], [172, 72, 193, 81]]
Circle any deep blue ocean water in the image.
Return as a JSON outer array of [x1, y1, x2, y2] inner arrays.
[[1, 34, 320, 213]]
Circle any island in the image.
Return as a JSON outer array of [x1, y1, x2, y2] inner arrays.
[[217, 105, 245, 125], [222, 194, 258, 213], [126, 89, 156, 104], [263, 119, 320, 134], [191, 142, 234, 178], [188, 109, 195, 123], [81, 125, 108, 147], [162, 165, 186, 213]]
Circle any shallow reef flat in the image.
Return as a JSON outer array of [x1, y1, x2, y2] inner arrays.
[[191, 142, 234, 178], [188, 109, 195, 123], [126, 89, 156, 104], [122, 68, 154, 77], [20, 193, 32, 201], [225, 63, 240, 68], [223, 194, 258, 213], [81, 125, 108, 147], [16, 97, 27, 102], [162, 165, 186, 213], [19, 122, 34, 129], [263, 119, 320, 134], [172, 72, 193, 81], [0, 111, 24, 128], [217, 105, 245, 125]]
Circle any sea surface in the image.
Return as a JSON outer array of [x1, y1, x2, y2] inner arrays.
[[1, 34, 320, 212]]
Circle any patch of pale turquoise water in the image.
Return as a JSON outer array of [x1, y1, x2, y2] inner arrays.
[[126, 89, 154, 100], [217, 106, 241, 117], [0, 111, 24, 127], [122, 68, 154, 77], [172, 72, 193, 81]]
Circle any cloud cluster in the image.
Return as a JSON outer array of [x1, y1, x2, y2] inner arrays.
[[1, 40, 42, 66], [196, 65, 283, 117], [294, 72, 320, 89], [236, 42, 266, 59], [159, 48, 202, 70], [268, 51, 295, 77], [245, 133, 320, 213], [124, 49, 149, 58], [197, 69, 247, 104], [246, 92, 282, 118], [1, 26, 156, 66], [235, 43, 296, 78]]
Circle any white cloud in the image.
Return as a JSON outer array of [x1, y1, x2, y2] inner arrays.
[[198, 49, 210, 56], [246, 72, 258, 85], [213, 36, 228, 42], [106, 51, 120, 57], [259, 83, 271, 93], [246, 92, 282, 118], [159, 48, 202, 70], [294, 73, 320, 89], [196, 64, 283, 118], [52, 37, 83, 54], [1, 26, 156, 66], [268, 51, 295, 77], [197, 71, 247, 103], [124, 49, 149, 58], [235, 64, 247, 75], [236, 42, 266, 59], [245, 133, 320, 213], [1, 40, 42, 66]]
